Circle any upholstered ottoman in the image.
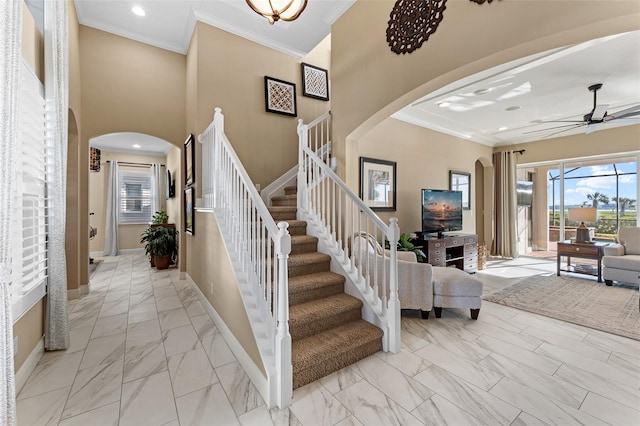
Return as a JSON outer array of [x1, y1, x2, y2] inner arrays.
[[432, 267, 483, 320]]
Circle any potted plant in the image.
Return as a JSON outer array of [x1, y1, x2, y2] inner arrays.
[[398, 233, 426, 262], [152, 209, 169, 224], [148, 225, 178, 270], [140, 226, 156, 266]]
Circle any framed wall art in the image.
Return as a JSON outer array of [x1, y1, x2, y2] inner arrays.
[[301, 62, 329, 101], [184, 133, 195, 187], [360, 157, 397, 211], [184, 187, 194, 235], [450, 170, 471, 210], [264, 76, 297, 117]]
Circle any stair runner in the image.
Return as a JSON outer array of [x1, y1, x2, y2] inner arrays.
[[269, 186, 383, 389]]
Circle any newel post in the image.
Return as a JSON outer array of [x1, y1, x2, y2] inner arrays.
[[386, 217, 401, 352], [297, 119, 307, 211], [275, 221, 292, 407]]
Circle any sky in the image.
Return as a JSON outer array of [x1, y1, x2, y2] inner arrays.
[[547, 161, 637, 208]]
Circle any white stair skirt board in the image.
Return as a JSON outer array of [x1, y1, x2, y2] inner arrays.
[[186, 274, 272, 407], [15, 337, 44, 394]]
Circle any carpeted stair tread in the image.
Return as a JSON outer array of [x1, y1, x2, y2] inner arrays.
[[287, 220, 307, 236], [284, 186, 297, 195], [288, 252, 331, 277], [291, 235, 318, 254], [289, 294, 363, 340], [269, 207, 297, 221], [289, 271, 345, 306], [292, 320, 383, 388], [271, 194, 298, 207]]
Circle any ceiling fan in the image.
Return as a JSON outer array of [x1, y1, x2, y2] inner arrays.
[[525, 83, 640, 138]]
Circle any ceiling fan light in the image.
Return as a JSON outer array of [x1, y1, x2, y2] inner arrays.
[[246, 0, 308, 24]]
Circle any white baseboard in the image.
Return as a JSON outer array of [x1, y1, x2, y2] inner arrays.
[[80, 283, 89, 296], [118, 248, 145, 255], [185, 274, 272, 407], [15, 337, 44, 394], [67, 289, 80, 300], [90, 251, 104, 258]]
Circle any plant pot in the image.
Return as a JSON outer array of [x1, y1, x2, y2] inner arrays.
[[154, 254, 171, 270]]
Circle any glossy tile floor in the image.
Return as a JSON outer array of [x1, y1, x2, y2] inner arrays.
[[16, 254, 640, 425]]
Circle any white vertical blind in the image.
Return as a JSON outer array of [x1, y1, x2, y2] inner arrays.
[[12, 62, 47, 322]]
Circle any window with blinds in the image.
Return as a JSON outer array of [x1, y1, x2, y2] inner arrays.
[[119, 170, 154, 224], [12, 61, 48, 322]]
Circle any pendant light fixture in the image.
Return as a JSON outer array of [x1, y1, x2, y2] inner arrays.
[[246, 0, 308, 24]]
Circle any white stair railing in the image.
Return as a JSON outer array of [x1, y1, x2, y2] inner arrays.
[[198, 108, 292, 407], [297, 114, 401, 352]]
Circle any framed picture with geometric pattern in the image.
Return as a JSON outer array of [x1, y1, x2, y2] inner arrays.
[[264, 76, 297, 117], [301, 63, 329, 101]]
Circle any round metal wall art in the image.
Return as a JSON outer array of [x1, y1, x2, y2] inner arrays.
[[386, 0, 448, 55], [469, 0, 495, 4]]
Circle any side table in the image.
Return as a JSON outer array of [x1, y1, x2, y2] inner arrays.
[[556, 240, 609, 283]]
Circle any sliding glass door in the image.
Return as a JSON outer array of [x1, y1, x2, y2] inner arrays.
[[518, 153, 638, 256]]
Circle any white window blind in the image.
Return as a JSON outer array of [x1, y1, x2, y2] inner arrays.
[[119, 170, 154, 224], [12, 61, 48, 322]]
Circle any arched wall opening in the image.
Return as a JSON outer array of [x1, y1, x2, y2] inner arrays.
[[334, 3, 639, 244], [88, 132, 182, 267]]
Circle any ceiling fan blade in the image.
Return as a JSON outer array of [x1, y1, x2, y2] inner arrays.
[[605, 110, 640, 121], [591, 104, 608, 121], [543, 123, 587, 139], [604, 104, 640, 121], [522, 123, 584, 135]]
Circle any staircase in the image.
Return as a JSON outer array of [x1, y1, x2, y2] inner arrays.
[[270, 186, 384, 389]]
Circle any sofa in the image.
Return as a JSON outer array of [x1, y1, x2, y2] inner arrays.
[[602, 226, 640, 286]]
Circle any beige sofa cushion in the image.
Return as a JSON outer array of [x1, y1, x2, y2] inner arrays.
[[618, 226, 640, 255], [603, 254, 640, 271]]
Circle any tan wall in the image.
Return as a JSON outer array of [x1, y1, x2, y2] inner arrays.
[[79, 25, 186, 145], [192, 22, 330, 189], [331, 1, 640, 188], [357, 118, 492, 235], [14, 3, 45, 372], [187, 211, 266, 375], [21, 4, 43, 83], [13, 300, 44, 372], [89, 151, 167, 253]]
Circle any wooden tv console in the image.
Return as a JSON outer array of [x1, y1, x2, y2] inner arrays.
[[413, 233, 478, 273]]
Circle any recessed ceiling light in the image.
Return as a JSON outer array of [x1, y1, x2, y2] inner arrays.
[[505, 106, 520, 111], [132, 6, 145, 17], [132, 144, 141, 149], [438, 102, 450, 108], [498, 126, 508, 131]]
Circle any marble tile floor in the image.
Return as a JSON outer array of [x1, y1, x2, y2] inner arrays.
[[16, 254, 640, 426]]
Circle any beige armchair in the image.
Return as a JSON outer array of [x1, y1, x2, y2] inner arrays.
[[352, 233, 433, 319], [603, 226, 640, 286]]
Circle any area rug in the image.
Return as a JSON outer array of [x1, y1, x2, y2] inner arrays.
[[483, 275, 640, 340]]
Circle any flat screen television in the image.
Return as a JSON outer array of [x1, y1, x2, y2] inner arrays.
[[421, 189, 463, 238]]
